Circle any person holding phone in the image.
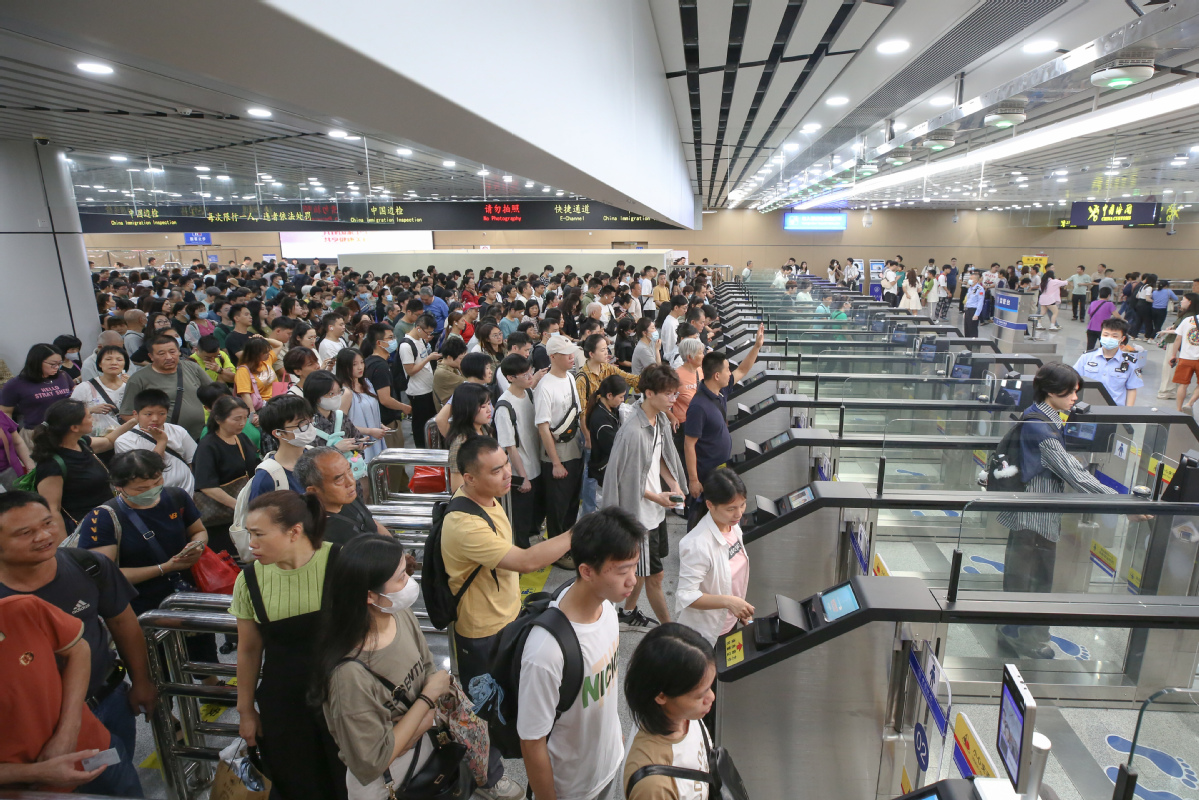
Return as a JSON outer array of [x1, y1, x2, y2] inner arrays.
[[601, 364, 687, 631]]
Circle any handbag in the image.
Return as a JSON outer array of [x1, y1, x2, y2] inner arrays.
[[193, 436, 252, 527], [626, 723, 750, 800], [409, 465, 448, 494], [341, 659, 472, 800], [241, 367, 265, 411]]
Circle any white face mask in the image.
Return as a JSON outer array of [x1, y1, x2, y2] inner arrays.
[[319, 396, 342, 411], [372, 578, 420, 611], [280, 424, 318, 447]]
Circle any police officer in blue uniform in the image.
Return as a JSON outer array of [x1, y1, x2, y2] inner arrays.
[[1071, 317, 1143, 406]]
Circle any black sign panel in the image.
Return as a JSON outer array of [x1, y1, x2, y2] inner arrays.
[[1069, 201, 1158, 226], [78, 199, 678, 232]]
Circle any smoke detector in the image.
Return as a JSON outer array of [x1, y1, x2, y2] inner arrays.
[[887, 147, 913, 165], [1091, 58, 1155, 89], [984, 103, 1027, 129], [921, 130, 956, 151]]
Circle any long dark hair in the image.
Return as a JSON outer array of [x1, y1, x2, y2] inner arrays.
[[20, 343, 63, 383], [31, 399, 87, 462], [334, 348, 374, 397], [1179, 292, 1199, 323], [625, 623, 714, 737], [288, 322, 314, 349], [447, 382, 492, 444], [239, 337, 272, 371], [310, 535, 408, 706], [586, 374, 626, 427], [302, 370, 341, 411], [476, 322, 505, 360]]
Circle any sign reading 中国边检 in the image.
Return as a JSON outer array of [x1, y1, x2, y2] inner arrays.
[[79, 199, 680, 233], [1070, 201, 1158, 226]]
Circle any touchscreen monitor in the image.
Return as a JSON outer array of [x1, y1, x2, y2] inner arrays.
[[951, 364, 972, 379], [762, 432, 790, 451], [751, 397, 775, 413], [820, 583, 859, 621], [1064, 422, 1097, 442], [998, 664, 1036, 791]]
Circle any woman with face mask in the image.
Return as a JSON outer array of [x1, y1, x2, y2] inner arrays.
[[314, 535, 453, 800], [232, 490, 349, 800], [631, 315, 662, 376], [303, 371, 370, 454]]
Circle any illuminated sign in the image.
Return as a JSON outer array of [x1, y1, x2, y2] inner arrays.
[[1070, 201, 1158, 226], [78, 199, 678, 233], [782, 212, 848, 231], [183, 232, 212, 244], [1056, 219, 1087, 229]]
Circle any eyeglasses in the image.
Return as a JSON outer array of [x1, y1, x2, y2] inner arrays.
[[285, 422, 312, 433]]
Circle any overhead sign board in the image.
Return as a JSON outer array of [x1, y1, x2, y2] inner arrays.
[[1070, 201, 1158, 226], [79, 199, 678, 233], [183, 232, 212, 245], [783, 212, 848, 231]]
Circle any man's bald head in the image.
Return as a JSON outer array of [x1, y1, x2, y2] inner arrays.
[[97, 331, 123, 348]]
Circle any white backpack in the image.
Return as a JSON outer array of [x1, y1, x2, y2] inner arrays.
[[228, 457, 289, 561]]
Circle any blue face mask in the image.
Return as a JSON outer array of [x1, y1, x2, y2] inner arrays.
[[125, 484, 163, 506], [1100, 336, 1120, 351], [651, 330, 660, 341], [386, 338, 399, 353]]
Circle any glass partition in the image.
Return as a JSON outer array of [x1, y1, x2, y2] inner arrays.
[[822, 376, 993, 404], [1120, 688, 1199, 798], [810, 349, 950, 376]]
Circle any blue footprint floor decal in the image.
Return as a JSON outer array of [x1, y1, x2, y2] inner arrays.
[[969, 555, 1005, 573], [1107, 736, 1199, 788], [1106, 766, 1189, 800], [1050, 635, 1091, 661], [895, 469, 928, 477]]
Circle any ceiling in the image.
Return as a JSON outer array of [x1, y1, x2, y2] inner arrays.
[[651, 0, 1183, 211], [0, 27, 570, 208]]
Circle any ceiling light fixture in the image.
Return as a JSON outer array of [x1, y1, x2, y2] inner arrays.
[[328, 129, 348, 138], [825, 96, 849, 106], [1022, 39, 1059, 54], [542, 186, 551, 192], [525, 181, 534, 187], [876, 39, 910, 55], [477, 170, 490, 176], [216, 175, 230, 180], [443, 160, 456, 167], [195, 166, 209, 172], [77, 62, 113, 74], [783, 143, 800, 152], [1091, 58, 1156, 90], [502, 175, 513, 182], [929, 96, 954, 107], [246, 108, 272, 118], [396, 148, 412, 156], [109, 155, 127, 162]]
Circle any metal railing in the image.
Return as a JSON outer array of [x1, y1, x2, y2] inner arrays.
[[369, 447, 451, 504]]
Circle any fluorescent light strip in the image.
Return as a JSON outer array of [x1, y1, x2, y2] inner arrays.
[[794, 79, 1199, 210]]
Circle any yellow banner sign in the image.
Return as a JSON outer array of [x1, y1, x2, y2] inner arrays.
[[953, 712, 997, 778], [724, 630, 745, 667], [1148, 457, 1177, 484], [873, 553, 891, 577], [1022, 255, 1048, 271]]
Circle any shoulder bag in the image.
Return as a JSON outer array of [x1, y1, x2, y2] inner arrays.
[[626, 723, 750, 800], [193, 434, 253, 527]]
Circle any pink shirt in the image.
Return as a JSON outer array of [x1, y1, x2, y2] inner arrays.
[[721, 525, 749, 635], [1039, 278, 1070, 306]]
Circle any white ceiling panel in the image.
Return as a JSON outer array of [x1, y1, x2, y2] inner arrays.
[[697, 0, 733, 66], [648, 0, 686, 73], [740, 0, 791, 63], [783, 1, 843, 59], [828, 1, 893, 53]]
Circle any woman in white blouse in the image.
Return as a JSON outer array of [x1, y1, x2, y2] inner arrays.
[[69, 344, 128, 436]]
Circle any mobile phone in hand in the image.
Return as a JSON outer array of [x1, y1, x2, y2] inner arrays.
[[180, 541, 205, 557], [82, 748, 120, 771]]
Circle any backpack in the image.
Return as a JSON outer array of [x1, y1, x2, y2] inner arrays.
[[421, 495, 501, 631], [982, 406, 1059, 491], [468, 579, 582, 758], [495, 399, 520, 450], [229, 458, 289, 560], [392, 338, 419, 394]]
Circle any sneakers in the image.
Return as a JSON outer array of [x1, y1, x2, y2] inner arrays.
[[618, 608, 659, 632], [1049, 324, 1061, 331], [476, 776, 525, 800], [553, 554, 576, 570]]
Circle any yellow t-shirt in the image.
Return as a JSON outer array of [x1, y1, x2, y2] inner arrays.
[[234, 350, 277, 402], [229, 541, 333, 623], [440, 490, 518, 638], [653, 285, 671, 304]]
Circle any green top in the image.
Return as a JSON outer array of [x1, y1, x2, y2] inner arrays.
[[229, 541, 333, 623], [1069, 273, 1092, 294]]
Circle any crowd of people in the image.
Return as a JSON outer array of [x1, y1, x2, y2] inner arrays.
[[0, 255, 765, 800]]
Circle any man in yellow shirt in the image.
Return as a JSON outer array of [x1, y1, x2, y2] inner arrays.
[[441, 436, 573, 799]]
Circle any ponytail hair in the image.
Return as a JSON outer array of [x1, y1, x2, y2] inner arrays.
[[30, 399, 86, 463], [247, 490, 326, 547], [586, 374, 627, 427]]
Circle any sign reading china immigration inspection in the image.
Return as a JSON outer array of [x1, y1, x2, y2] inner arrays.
[[78, 199, 678, 233]]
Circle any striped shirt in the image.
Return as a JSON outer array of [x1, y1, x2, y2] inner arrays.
[[996, 402, 1115, 541]]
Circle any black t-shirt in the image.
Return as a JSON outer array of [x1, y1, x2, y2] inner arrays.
[[614, 337, 635, 368], [80, 488, 202, 614], [364, 355, 399, 424], [224, 331, 250, 358], [36, 439, 114, 527], [323, 497, 379, 545], [0, 550, 137, 696], [193, 432, 260, 490]]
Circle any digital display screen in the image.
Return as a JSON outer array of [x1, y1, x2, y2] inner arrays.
[[951, 364, 972, 379], [751, 397, 775, 413], [762, 432, 791, 451], [919, 343, 937, 363], [820, 583, 860, 621], [999, 386, 1026, 409], [1064, 422, 1097, 442], [778, 487, 813, 513], [893, 331, 910, 344], [998, 680, 1026, 788], [783, 212, 848, 231]]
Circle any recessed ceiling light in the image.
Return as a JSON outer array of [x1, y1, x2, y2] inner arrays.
[[893, 122, 907, 132], [825, 96, 849, 106], [1122, 193, 1131, 197], [77, 62, 113, 75], [783, 142, 800, 152], [198, 174, 210, 179], [328, 129, 348, 138], [502, 175, 513, 182], [216, 175, 230, 180], [1056, 177, 1068, 183], [195, 166, 209, 172], [801, 124, 822, 134], [126, 168, 140, 172], [542, 186, 551, 192], [109, 155, 127, 162], [344, 135, 361, 141], [525, 181, 534, 188], [443, 160, 456, 167], [1164, 188, 1175, 193], [85, 197, 94, 201], [144, 167, 163, 174], [1054, 169, 1068, 176], [272, 182, 282, 186], [1104, 170, 1119, 176], [930, 96, 954, 107], [876, 39, 910, 55], [556, 190, 565, 196], [246, 108, 272, 118], [1022, 39, 1059, 54], [477, 170, 489, 176], [1087, 196, 1096, 200], [396, 148, 412, 156]]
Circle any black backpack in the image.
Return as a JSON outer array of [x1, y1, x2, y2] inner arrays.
[[983, 406, 1058, 491], [391, 338, 419, 395], [469, 580, 582, 759], [421, 495, 500, 630]]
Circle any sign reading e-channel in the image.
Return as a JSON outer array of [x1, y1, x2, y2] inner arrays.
[[783, 212, 848, 232]]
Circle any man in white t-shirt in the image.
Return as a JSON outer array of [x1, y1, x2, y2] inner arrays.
[[659, 297, 685, 365], [535, 336, 585, 557], [881, 262, 898, 307], [497, 353, 545, 548], [639, 268, 655, 298], [518, 507, 643, 800], [114, 388, 198, 494], [400, 313, 442, 448]]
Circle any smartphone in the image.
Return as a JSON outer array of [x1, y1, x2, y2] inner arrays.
[[180, 540, 205, 557], [669, 494, 686, 504], [82, 748, 121, 771]]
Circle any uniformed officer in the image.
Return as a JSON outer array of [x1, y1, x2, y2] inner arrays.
[[1072, 317, 1143, 406]]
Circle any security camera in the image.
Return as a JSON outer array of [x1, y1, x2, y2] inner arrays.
[[32, 135, 49, 145], [952, 213, 959, 224]]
